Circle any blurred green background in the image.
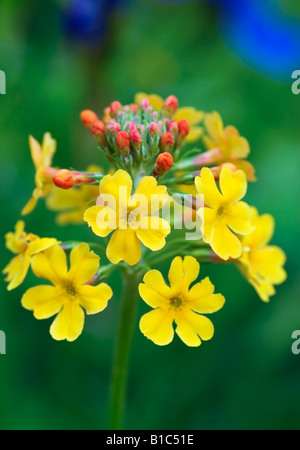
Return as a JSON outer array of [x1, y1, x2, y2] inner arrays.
[[1, 0, 300, 430]]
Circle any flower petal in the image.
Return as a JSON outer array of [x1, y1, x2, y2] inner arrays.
[[205, 112, 224, 141], [134, 92, 164, 110], [175, 309, 214, 347], [50, 301, 85, 342], [195, 168, 222, 209], [28, 237, 58, 256], [211, 221, 242, 260], [84, 205, 115, 237], [100, 169, 132, 212], [31, 244, 68, 284], [41, 132, 56, 168], [135, 217, 170, 251], [21, 285, 65, 319], [187, 277, 225, 313], [139, 271, 172, 308], [226, 201, 254, 235], [174, 107, 204, 126], [3, 253, 31, 291], [68, 243, 99, 285], [106, 228, 141, 265], [168, 256, 200, 295], [219, 165, 247, 203], [130, 176, 168, 215], [185, 126, 203, 143], [139, 308, 175, 346], [77, 283, 112, 314]]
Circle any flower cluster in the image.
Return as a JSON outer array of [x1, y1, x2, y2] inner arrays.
[[4, 93, 286, 346]]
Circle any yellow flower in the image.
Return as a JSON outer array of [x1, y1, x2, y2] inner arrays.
[[195, 165, 254, 260], [203, 112, 256, 181], [139, 256, 225, 347], [3, 221, 58, 291], [46, 165, 101, 225], [21, 243, 113, 342], [22, 133, 57, 215], [134, 92, 204, 143], [84, 170, 170, 266], [238, 207, 287, 302]]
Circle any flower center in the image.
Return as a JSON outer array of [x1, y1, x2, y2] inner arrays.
[[217, 206, 224, 217], [66, 285, 76, 296], [170, 297, 182, 308]]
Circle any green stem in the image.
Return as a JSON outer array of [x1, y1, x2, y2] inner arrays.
[[109, 271, 141, 430]]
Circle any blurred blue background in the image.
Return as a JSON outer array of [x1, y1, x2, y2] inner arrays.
[[0, 0, 300, 430]]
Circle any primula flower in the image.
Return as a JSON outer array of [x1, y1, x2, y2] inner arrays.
[[134, 92, 203, 143], [84, 170, 170, 265], [139, 256, 225, 346], [238, 207, 287, 302], [195, 165, 254, 260], [46, 165, 101, 225], [3, 221, 57, 291], [22, 133, 58, 215], [21, 243, 113, 342], [203, 112, 256, 181]]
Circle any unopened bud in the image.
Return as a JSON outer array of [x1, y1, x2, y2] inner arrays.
[[177, 119, 190, 138], [91, 120, 107, 147], [149, 122, 160, 137], [80, 110, 98, 130], [128, 121, 137, 132], [153, 152, 173, 176], [110, 101, 122, 116], [130, 130, 143, 148], [130, 103, 138, 114], [116, 131, 130, 155], [164, 95, 178, 112], [168, 120, 178, 136], [54, 170, 94, 189], [160, 132, 174, 152], [139, 98, 150, 109]]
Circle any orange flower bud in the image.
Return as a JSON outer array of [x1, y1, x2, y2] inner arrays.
[[110, 101, 122, 116], [164, 95, 178, 112], [177, 119, 190, 138], [130, 130, 142, 146], [130, 103, 138, 114], [153, 152, 173, 176], [160, 131, 174, 152], [91, 120, 106, 136], [80, 110, 98, 129], [168, 120, 178, 135], [116, 131, 130, 155], [54, 169, 95, 189]]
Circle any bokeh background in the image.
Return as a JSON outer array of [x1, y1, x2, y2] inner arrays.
[[1, 0, 300, 430]]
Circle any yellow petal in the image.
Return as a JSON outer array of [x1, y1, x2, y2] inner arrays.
[[21, 285, 65, 319], [251, 246, 287, 284], [168, 256, 200, 295], [197, 207, 217, 242], [139, 270, 172, 308], [56, 210, 85, 225], [195, 168, 222, 209], [31, 244, 68, 284], [130, 176, 168, 215], [233, 160, 256, 182], [3, 253, 31, 291], [41, 132, 56, 168], [106, 228, 141, 265], [243, 210, 274, 249], [139, 308, 175, 346], [84, 205, 115, 237], [27, 237, 58, 256], [21, 196, 37, 216], [46, 187, 85, 211], [187, 277, 225, 313], [174, 107, 204, 126], [175, 309, 214, 347], [219, 165, 247, 203], [211, 221, 242, 260], [68, 243, 99, 285], [100, 169, 132, 213], [204, 112, 224, 141], [226, 201, 254, 235], [135, 216, 170, 251], [134, 92, 164, 110], [77, 283, 112, 314], [50, 301, 85, 342], [28, 135, 42, 170]]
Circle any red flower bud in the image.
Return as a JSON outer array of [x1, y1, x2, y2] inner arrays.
[[164, 95, 178, 112], [130, 130, 142, 145], [53, 170, 94, 189], [160, 131, 174, 152], [153, 152, 173, 176], [91, 120, 107, 147], [80, 110, 98, 129], [110, 101, 122, 116], [168, 120, 178, 136], [116, 131, 130, 155], [128, 121, 137, 132], [149, 122, 160, 136], [177, 119, 190, 138]]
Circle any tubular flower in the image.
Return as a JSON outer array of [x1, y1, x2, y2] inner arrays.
[[22, 133, 58, 215], [238, 207, 287, 302], [21, 243, 113, 342], [195, 165, 254, 260], [46, 165, 101, 225], [139, 256, 225, 347], [83, 170, 170, 266], [134, 92, 204, 143], [3, 221, 58, 291], [203, 112, 256, 181]]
